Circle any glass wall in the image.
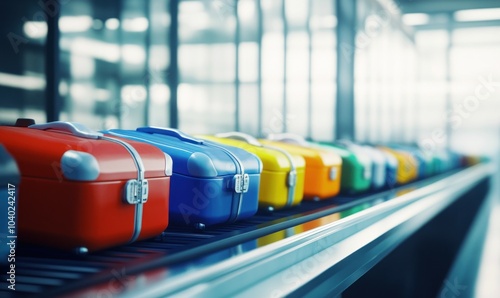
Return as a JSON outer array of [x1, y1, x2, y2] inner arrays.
[[449, 26, 500, 156], [260, 0, 285, 136], [411, 22, 500, 157], [0, 0, 449, 148], [176, 0, 338, 138], [414, 29, 448, 148], [0, 2, 46, 124], [147, 0, 171, 128], [177, 0, 237, 134], [238, 0, 260, 136], [310, 0, 337, 141], [58, 0, 170, 131], [355, 0, 418, 145]]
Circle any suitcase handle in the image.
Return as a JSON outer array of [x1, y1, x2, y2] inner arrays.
[[29, 121, 103, 139], [215, 132, 262, 147], [267, 133, 309, 147], [137, 127, 203, 144]]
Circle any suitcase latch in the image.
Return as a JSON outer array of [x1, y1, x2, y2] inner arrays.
[[124, 179, 149, 204], [363, 166, 371, 180], [329, 167, 338, 181], [233, 174, 249, 193], [287, 171, 297, 187]]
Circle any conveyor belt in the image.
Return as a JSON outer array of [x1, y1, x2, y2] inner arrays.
[[0, 167, 479, 297]]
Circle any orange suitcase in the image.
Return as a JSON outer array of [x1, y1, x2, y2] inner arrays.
[[0, 120, 172, 252], [259, 139, 342, 200]]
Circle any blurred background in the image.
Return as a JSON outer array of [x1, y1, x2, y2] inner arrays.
[[0, 0, 499, 160], [0, 0, 499, 295]]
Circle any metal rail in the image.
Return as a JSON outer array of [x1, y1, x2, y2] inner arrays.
[[93, 164, 492, 297], [74, 165, 492, 297], [0, 164, 492, 297]]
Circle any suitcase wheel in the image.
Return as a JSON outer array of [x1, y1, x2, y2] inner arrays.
[[74, 247, 89, 255], [260, 206, 274, 215]]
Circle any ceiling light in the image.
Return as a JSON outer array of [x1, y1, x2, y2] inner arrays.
[[59, 16, 93, 33], [455, 8, 500, 22], [402, 13, 430, 26]]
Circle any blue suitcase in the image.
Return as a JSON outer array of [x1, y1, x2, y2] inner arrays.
[[378, 148, 398, 187], [360, 145, 388, 189], [103, 127, 262, 229], [0, 145, 20, 265]]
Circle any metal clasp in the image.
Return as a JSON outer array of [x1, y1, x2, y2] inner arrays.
[[287, 171, 297, 187], [124, 179, 149, 204], [233, 174, 249, 193], [363, 166, 371, 180], [329, 167, 338, 181]]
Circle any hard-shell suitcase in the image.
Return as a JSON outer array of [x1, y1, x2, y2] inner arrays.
[[433, 150, 452, 173], [0, 145, 20, 263], [200, 132, 305, 210], [267, 133, 372, 194], [435, 149, 455, 172], [462, 155, 481, 167], [319, 143, 372, 193], [360, 145, 388, 189], [379, 147, 418, 184], [259, 139, 342, 200], [448, 151, 462, 169], [0, 121, 172, 252], [389, 145, 433, 178], [104, 127, 262, 228], [377, 148, 398, 187], [336, 141, 384, 190], [432, 154, 445, 174]]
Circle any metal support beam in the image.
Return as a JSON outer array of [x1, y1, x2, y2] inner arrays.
[[335, 0, 356, 141], [414, 19, 500, 31], [306, 0, 312, 139], [235, 1, 240, 131], [45, 9, 60, 122], [282, 0, 288, 132], [257, 0, 263, 137], [144, 0, 151, 126], [117, 0, 124, 128], [399, 0, 500, 14], [168, 0, 179, 128], [445, 13, 453, 150]]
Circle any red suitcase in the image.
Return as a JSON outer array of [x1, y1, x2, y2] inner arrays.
[[0, 120, 172, 252]]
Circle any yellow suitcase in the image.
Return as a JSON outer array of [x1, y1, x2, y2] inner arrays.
[[379, 147, 418, 184], [199, 133, 306, 210], [259, 139, 342, 200]]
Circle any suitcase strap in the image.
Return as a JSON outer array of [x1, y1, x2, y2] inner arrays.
[[263, 145, 297, 207], [267, 133, 310, 147], [205, 143, 248, 223], [101, 136, 148, 243]]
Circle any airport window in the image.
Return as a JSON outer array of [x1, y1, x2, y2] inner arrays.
[[0, 2, 46, 124], [0, 1, 499, 297]]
